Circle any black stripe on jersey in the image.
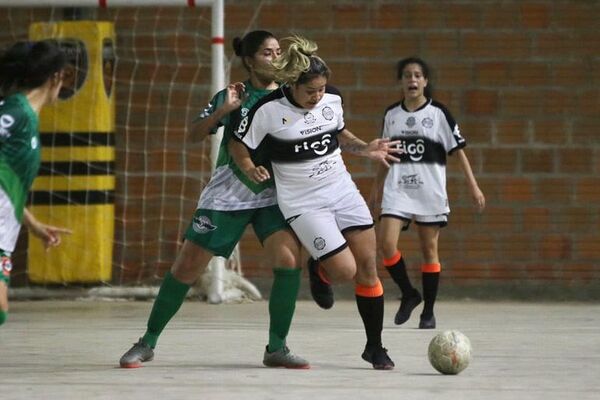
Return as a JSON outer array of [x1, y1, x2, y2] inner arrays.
[[233, 88, 286, 143], [390, 135, 448, 165], [430, 100, 467, 154], [430, 100, 456, 130], [39, 132, 115, 147], [28, 190, 114, 205], [38, 161, 114, 176], [261, 128, 340, 163]]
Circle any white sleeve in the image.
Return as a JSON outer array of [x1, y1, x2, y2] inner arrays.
[[234, 106, 269, 150]]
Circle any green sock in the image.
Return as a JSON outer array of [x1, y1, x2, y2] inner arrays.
[[142, 271, 190, 348], [0, 310, 7, 326], [268, 268, 301, 353]]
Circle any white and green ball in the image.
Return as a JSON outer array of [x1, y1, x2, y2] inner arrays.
[[428, 330, 472, 375]]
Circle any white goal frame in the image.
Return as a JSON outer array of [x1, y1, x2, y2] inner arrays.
[[0, 0, 260, 303]]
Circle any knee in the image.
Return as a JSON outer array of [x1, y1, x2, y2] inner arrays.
[[379, 239, 398, 259], [272, 249, 297, 269]]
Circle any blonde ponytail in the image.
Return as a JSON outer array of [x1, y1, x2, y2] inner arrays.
[[271, 36, 329, 85]]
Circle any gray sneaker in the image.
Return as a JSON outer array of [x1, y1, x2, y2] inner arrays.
[[119, 338, 154, 368], [262, 345, 310, 369]]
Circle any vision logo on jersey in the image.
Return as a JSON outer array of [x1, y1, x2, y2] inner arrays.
[[396, 138, 426, 162], [0, 114, 15, 138], [322, 106, 334, 121], [294, 133, 332, 156], [192, 215, 217, 234]]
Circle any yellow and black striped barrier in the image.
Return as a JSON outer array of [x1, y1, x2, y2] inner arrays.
[[28, 21, 115, 283]]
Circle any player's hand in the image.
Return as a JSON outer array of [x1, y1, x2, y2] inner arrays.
[[471, 186, 486, 213], [222, 82, 246, 113], [365, 138, 403, 168], [29, 222, 72, 251], [245, 165, 271, 183]]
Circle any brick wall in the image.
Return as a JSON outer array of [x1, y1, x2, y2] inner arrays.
[[2, 1, 599, 295]]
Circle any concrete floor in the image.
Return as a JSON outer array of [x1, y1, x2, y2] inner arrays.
[[0, 299, 599, 400]]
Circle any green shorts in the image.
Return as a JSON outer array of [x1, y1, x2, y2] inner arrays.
[[184, 205, 288, 258], [1, 249, 12, 284]]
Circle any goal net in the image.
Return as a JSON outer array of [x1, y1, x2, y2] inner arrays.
[[0, 0, 261, 302]]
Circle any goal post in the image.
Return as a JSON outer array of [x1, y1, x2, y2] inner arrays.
[[0, 0, 261, 302]]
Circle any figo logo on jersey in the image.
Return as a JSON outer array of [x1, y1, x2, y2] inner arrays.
[[396, 138, 426, 162], [294, 133, 332, 156]]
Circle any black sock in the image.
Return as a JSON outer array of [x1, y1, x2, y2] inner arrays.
[[384, 251, 417, 297], [422, 272, 440, 318], [355, 293, 384, 348]]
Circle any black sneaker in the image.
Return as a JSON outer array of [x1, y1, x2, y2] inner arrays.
[[119, 338, 154, 368], [394, 291, 422, 325], [361, 345, 395, 370], [307, 257, 334, 309], [419, 314, 436, 329]]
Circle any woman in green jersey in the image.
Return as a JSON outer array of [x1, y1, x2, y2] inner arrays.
[[119, 31, 309, 369], [0, 40, 70, 326]]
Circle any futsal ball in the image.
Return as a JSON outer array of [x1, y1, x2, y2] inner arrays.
[[428, 330, 472, 375]]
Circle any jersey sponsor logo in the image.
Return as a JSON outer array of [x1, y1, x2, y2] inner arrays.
[[236, 116, 249, 137], [241, 107, 249, 117], [322, 106, 334, 121], [313, 236, 326, 251], [406, 116, 416, 128], [309, 159, 337, 180], [295, 132, 332, 156], [422, 117, 434, 128], [395, 138, 426, 162], [192, 215, 217, 234], [304, 112, 316, 124], [0, 114, 15, 138], [401, 173, 424, 189], [299, 125, 324, 136]]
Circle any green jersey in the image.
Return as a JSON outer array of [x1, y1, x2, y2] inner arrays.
[[195, 81, 277, 211], [0, 93, 40, 221]]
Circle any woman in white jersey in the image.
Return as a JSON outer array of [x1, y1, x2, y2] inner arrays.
[[0, 40, 70, 326], [119, 31, 310, 370], [231, 36, 400, 370], [370, 57, 485, 329]]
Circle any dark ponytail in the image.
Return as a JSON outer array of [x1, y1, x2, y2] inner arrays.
[[0, 39, 66, 95], [232, 30, 275, 72]]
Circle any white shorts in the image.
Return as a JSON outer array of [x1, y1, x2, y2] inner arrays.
[[380, 209, 448, 231], [0, 187, 22, 252], [288, 191, 373, 260]]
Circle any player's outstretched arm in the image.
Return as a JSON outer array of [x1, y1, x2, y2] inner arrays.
[[188, 82, 246, 143], [339, 129, 401, 167], [23, 209, 72, 251], [456, 149, 485, 212], [228, 139, 271, 184]]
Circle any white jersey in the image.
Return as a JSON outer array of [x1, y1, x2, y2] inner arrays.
[[381, 98, 466, 215], [234, 85, 357, 219]]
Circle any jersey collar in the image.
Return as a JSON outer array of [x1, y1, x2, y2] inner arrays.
[[401, 97, 431, 113]]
